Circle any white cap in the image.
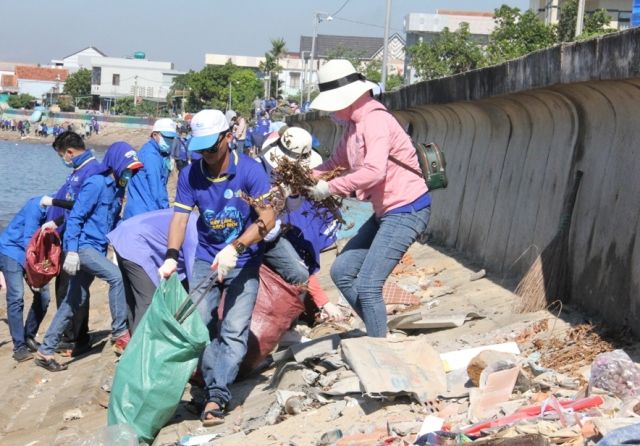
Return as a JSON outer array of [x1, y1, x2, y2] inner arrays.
[[188, 109, 230, 151], [261, 126, 322, 169], [152, 118, 177, 138]]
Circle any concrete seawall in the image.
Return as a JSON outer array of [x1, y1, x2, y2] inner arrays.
[[291, 27, 640, 333]]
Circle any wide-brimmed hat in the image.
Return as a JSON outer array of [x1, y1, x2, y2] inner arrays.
[[261, 126, 322, 169], [188, 109, 230, 152], [310, 59, 373, 112]]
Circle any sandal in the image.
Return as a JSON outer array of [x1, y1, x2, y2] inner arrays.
[[34, 355, 68, 372], [201, 402, 225, 427]]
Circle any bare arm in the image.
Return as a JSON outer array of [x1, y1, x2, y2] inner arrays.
[[167, 211, 190, 251], [235, 205, 276, 247]]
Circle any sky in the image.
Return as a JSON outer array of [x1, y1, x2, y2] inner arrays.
[[2, 0, 529, 72]]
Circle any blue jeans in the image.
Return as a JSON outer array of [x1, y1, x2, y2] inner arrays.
[[263, 236, 309, 285], [0, 254, 50, 351], [191, 259, 259, 408], [39, 247, 127, 355], [330, 207, 431, 337]]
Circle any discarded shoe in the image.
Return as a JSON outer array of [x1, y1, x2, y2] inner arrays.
[[201, 402, 225, 427], [112, 331, 131, 356], [13, 346, 33, 362]]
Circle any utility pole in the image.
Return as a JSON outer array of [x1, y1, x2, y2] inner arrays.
[[575, 0, 586, 36], [381, 0, 392, 89], [133, 75, 138, 108]]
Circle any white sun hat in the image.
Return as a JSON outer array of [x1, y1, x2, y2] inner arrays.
[[188, 109, 230, 152], [310, 59, 373, 112], [152, 118, 177, 138], [261, 126, 323, 169]]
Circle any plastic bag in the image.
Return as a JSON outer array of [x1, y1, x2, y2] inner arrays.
[[240, 265, 305, 373], [108, 274, 209, 443], [24, 227, 61, 288], [590, 349, 640, 400], [71, 424, 137, 446]]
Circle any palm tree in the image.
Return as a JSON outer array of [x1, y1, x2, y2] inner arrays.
[[259, 38, 287, 98]]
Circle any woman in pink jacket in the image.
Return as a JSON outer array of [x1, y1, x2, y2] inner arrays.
[[306, 60, 431, 337]]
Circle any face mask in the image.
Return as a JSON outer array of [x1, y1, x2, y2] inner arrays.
[[61, 154, 74, 168], [329, 112, 349, 126], [157, 136, 172, 153]]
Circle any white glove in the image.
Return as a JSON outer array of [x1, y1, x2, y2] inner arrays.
[[39, 195, 53, 207], [321, 302, 344, 321], [305, 180, 331, 201], [212, 245, 239, 282], [158, 258, 178, 278], [63, 252, 81, 276], [40, 220, 58, 233]]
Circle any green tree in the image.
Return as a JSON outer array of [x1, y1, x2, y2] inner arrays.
[[363, 59, 404, 91], [486, 6, 557, 64], [557, 0, 616, 42], [63, 68, 92, 108], [8, 93, 36, 109], [408, 23, 486, 81], [325, 44, 366, 69]]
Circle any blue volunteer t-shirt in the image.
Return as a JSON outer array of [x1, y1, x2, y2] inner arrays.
[[174, 151, 271, 265]]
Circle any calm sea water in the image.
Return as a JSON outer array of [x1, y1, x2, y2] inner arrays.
[[0, 140, 104, 230]]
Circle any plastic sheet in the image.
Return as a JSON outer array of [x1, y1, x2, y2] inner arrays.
[[590, 350, 640, 401]]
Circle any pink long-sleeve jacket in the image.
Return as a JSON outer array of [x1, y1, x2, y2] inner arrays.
[[313, 96, 428, 217]]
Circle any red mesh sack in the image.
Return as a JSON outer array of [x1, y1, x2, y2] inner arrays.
[[24, 228, 62, 288], [240, 265, 305, 373]]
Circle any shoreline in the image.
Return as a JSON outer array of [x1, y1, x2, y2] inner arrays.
[[0, 126, 151, 149]]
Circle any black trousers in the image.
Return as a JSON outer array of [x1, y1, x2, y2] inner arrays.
[[116, 253, 157, 334]]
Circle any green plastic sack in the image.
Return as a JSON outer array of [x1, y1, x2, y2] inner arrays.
[[108, 274, 209, 443]]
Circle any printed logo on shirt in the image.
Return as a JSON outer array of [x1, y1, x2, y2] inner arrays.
[[224, 188, 234, 199], [202, 206, 243, 243]]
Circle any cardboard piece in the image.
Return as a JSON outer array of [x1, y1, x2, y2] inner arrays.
[[340, 336, 446, 403], [440, 342, 521, 372], [394, 311, 484, 330], [469, 366, 521, 420]]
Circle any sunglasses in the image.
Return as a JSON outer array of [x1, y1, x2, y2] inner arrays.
[[200, 132, 227, 154]]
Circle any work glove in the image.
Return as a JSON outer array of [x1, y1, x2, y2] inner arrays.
[[158, 259, 178, 279], [321, 302, 344, 321], [263, 219, 282, 242], [40, 220, 58, 233], [39, 195, 53, 208], [305, 180, 331, 201], [63, 252, 81, 276], [212, 245, 238, 282]]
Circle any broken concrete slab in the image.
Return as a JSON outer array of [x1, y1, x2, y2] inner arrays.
[[393, 311, 484, 330], [440, 342, 521, 372], [341, 336, 446, 403]]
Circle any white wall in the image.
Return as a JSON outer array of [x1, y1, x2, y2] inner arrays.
[[18, 79, 63, 99]]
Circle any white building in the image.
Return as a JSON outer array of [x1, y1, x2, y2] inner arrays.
[[90, 56, 184, 110], [530, 0, 632, 29], [15, 65, 68, 102], [204, 53, 305, 99], [404, 10, 495, 83], [51, 46, 107, 72]]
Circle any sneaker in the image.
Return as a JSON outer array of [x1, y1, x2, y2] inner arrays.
[[112, 331, 131, 356], [13, 346, 34, 362], [25, 337, 41, 353]]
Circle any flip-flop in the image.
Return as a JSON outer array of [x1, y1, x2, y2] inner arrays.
[[201, 406, 225, 427], [34, 356, 68, 372]]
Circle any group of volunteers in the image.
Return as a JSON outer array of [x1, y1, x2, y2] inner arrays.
[[0, 60, 431, 427]]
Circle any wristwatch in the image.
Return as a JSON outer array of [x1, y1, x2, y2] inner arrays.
[[231, 240, 248, 255]]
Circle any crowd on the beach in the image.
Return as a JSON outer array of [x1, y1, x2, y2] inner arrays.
[[0, 116, 99, 139], [0, 60, 431, 428]]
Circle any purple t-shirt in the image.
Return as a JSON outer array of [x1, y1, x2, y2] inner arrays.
[[107, 209, 198, 286], [174, 151, 270, 265]]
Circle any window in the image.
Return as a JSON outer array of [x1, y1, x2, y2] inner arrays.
[[112, 74, 120, 86], [91, 67, 101, 85], [289, 72, 301, 89], [146, 87, 153, 97]]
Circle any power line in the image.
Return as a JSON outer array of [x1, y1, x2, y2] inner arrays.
[[330, 0, 351, 17], [332, 16, 403, 33]]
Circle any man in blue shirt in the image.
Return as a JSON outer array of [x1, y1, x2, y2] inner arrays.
[[43, 131, 103, 356], [123, 118, 176, 219], [0, 197, 51, 362], [35, 142, 143, 372], [170, 128, 191, 172], [158, 109, 276, 427]]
